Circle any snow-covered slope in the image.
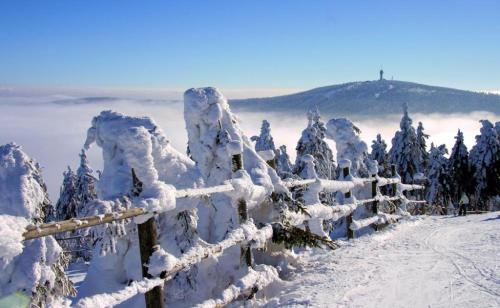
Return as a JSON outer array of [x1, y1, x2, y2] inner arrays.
[[231, 80, 500, 116], [268, 212, 500, 308]]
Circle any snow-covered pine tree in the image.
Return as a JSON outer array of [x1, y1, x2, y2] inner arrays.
[[31, 160, 55, 222], [56, 166, 78, 221], [389, 103, 421, 183], [370, 134, 390, 177], [251, 120, 276, 152], [55, 166, 81, 260], [184, 88, 286, 302], [448, 130, 471, 203], [79, 111, 204, 305], [426, 144, 452, 212], [0, 143, 75, 306], [469, 120, 500, 210], [275, 145, 294, 179], [294, 108, 336, 180], [416, 121, 430, 173], [75, 149, 97, 217], [326, 117, 370, 177]]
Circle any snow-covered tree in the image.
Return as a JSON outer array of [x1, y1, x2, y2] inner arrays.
[[448, 130, 471, 203], [275, 145, 294, 178], [79, 111, 205, 305], [326, 118, 369, 177], [294, 108, 336, 180], [469, 120, 500, 210], [0, 143, 75, 306], [184, 88, 287, 302], [426, 144, 452, 209], [389, 104, 421, 183], [56, 166, 78, 221], [416, 121, 430, 173], [370, 134, 390, 176], [75, 149, 97, 216], [251, 120, 276, 153]]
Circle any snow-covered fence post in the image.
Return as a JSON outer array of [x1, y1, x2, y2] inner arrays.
[[371, 171, 379, 231], [391, 164, 397, 197], [131, 169, 164, 308], [342, 163, 355, 240], [390, 164, 399, 213], [231, 153, 253, 267]]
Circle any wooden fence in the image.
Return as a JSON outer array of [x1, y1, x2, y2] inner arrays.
[[21, 155, 424, 308]]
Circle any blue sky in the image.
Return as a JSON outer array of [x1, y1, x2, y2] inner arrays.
[[1, 0, 499, 92]]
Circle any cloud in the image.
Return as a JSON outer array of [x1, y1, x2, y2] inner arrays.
[[0, 85, 303, 100], [0, 97, 498, 201]]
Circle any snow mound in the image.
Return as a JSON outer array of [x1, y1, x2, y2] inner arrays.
[[0, 143, 49, 222], [0, 215, 29, 267]]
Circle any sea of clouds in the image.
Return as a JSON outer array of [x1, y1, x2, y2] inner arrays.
[[0, 94, 498, 200]]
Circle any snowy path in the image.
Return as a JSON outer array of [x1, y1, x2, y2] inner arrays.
[[268, 212, 500, 308]]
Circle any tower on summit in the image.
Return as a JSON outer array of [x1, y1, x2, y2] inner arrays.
[[379, 69, 384, 81]]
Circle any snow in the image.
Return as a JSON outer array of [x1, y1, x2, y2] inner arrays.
[[76, 278, 164, 308], [266, 212, 500, 307], [132, 181, 176, 214], [326, 118, 369, 176], [76, 220, 273, 307], [376, 175, 400, 186], [349, 215, 380, 231], [195, 264, 279, 308], [0, 143, 74, 305], [257, 149, 275, 161], [147, 248, 179, 276], [0, 215, 29, 266], [0, 143, 49, 221]]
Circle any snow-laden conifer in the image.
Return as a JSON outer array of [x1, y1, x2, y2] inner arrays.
[[184, 88, 290, 303], [469, 120, 500, 209], [389, 104, 421, 183], [275, 145, 294, 179], [56, 167, 78, 221], [251, 120, 276, 152], [79, 111, 204, 305], [294, 108, 336, 180], [0, 143, 75, 306], [448, 130, 471, 203], [75, 149, 97, 216], [426, 144, 452, 210], [326, 118, 370, 177], [416, 121, 430, 173], [370, 134, 390, 177]]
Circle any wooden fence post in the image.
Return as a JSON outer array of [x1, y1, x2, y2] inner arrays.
[[390, 164, 398, 214], [343, 165, 355, 240], [231, 153, 253, 267], [132, 169, 165, 308], [371, 172, 379, 231]]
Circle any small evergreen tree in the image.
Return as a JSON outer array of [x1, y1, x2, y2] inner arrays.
[[56, 167, 79, 221], [294, 108, 336, 180], [469, 120, 500, 210], [370, 134, 390, 176], [251, 120, 276, 152], [426, 144, 452, 211], [448, 130, 471, 203], [75, 149, 97, 217], [389, 104, 421, 183], [416, 121, 430, 173], [275, 145, 294, 178]]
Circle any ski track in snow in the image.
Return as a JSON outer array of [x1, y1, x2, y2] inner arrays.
[[267, 212, 500, 308]]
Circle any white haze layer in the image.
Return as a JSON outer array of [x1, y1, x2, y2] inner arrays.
[[0, 98, 498, 200]]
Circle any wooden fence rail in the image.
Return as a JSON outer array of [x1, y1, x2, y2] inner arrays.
[[20, 158, 425, 308]]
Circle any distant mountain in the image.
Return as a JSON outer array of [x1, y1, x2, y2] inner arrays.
[[230, 80, 500, 116]]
